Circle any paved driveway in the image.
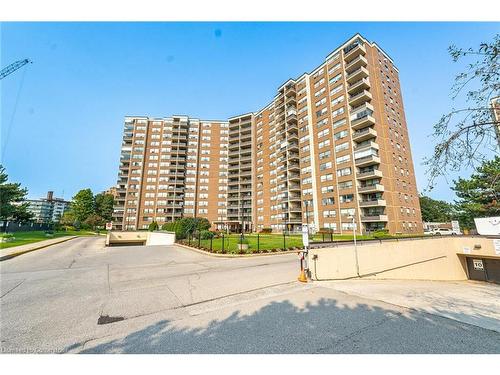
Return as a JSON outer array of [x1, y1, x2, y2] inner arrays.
[[1, 237, 499, 354]]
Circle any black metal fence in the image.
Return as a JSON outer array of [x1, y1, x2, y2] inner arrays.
[[1, 221, 53, 233]]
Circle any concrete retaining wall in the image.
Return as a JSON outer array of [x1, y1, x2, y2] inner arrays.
[[105, 231, 175, 246], [308, 236, 499, 281]]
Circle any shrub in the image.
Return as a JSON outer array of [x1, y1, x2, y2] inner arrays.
[[148, 221, 159, 232], [373, 230, 391, 239], [200, 230, 214, 240], [260, 227, 272, 234]]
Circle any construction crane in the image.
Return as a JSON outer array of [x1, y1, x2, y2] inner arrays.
[[0, 59, 32, 80]]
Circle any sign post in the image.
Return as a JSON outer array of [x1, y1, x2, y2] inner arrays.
[[298, 224, 309, 283]]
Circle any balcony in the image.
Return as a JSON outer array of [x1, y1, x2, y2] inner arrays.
[[346, 66, 369, 84], [345, 54, 368, 72], [359, 199, 387, 207], [360, 215, 389, 222], [349, 90, 372, 107], [344, 42, 367, 63], [355, 154, 381, 167], [348, 77, 370, 95], [354, 141, 379, 151], [358, 183, 385, 193], [352, 127, 377, 142]]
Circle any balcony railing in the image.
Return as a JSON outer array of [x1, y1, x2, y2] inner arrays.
[[358, 183, 385, 193], [360, 215, 389, 222], [352, 127, 377, 142], [359, 199, 387, 207]]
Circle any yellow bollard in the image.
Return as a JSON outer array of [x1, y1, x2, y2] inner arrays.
[[297, 252, 308, 283]]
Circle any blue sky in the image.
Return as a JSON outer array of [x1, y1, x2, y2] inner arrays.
[[1, 22, 498, 201]]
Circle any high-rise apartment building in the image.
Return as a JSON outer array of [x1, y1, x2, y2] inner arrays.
[[113, 34, 423, 234], [26, 191, 71, 223], [113, 116, 229, 231]]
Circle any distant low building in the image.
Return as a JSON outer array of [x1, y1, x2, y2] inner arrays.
[[27, 191, 71, 223], [103, 186, 118, 198]]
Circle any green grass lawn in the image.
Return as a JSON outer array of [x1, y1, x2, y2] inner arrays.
[[181, 232, 426, 254], [0, 230, 97, 250]]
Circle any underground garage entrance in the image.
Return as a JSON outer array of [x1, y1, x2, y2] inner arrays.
[[466, 257, 500, 284]]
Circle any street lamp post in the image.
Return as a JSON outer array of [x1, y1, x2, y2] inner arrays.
[[349, 214, 360, 277]]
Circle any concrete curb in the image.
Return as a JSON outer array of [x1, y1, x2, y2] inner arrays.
[[175, 242, 300, 258], [0, 236, 79, 261]]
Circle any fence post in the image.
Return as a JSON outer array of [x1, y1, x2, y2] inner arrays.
[[330, 230, 333, 242], [198, 231, 201, 248], [283, 231, 286, 251], [210, 236, 213, 252], [221, 234, 224, 252], [257, 233, 260, 252], [322, 233, 325, 242]]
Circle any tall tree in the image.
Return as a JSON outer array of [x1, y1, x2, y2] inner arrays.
[[425, 35, 500, 189], [419, 195, 455, 222], [0, 165, 33, 231], [452, 156, 500, 229], [94, 193, 114, 222], [71, 189, 95, 223]]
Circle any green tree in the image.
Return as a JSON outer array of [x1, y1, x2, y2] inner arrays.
[[419, 195, 455, 222], [84, 213, 104, 231], [0, 165, 33, 231], [94, 193, 114, 222], [425, 35, 500, 188], [148, 221, 159, 231], [452, 156, 500, 229], [60, 210, 76, 227], [71, 189, 95, 223]]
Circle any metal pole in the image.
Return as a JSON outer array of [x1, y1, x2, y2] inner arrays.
[[221, 234, 224, 252], [257, 233, 260, 252], [283, 229, 286, 251], [210, 237, 213, 252], [352, 215, 360, 276]]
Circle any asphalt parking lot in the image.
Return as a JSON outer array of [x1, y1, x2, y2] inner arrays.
[[1, 236, 499, 353]]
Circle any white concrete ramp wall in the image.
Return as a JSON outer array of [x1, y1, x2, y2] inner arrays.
[[308, 236, 498, 281], [106, 231, 175, 246], [145, 232, 175, 246]]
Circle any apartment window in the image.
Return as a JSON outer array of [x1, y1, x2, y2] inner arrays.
[[318, 139, 330, 149], [330, 84, 343, 96], [320, 174, 333, 182], [332, 107, 345, 118], [336, 155, 350, 164], [338, 180, 353, 190], [322, 197, 335, 206], [319, 161, 332, 171], [337, 167, 352, 177], [341, 208, 355, 216], [332, 118, 346, 129], [331, 95, 344, 107], [334, 130, 348, 140], [329, 73, 342, 85], [318, 128, 330, 138], [339, 194, 354, 203], [323, 210, 336, 218], [335, 142, 349, 152], [321, 185, 334, 194], [315, 98, 327, 107], [319, 150, 331, 160]]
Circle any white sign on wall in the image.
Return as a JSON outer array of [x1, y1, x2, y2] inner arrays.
[[472, 259, 484, 271], [463, 247, 471, 254], [494, 239, 500, 255], [302, 224, 309, 247]]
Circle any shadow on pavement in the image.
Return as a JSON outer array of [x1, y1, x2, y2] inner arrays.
[[76, 298, 500, 354]]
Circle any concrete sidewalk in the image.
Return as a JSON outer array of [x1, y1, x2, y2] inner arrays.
[[319, 279, 500, 333], [0, 236, 78, 261]]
